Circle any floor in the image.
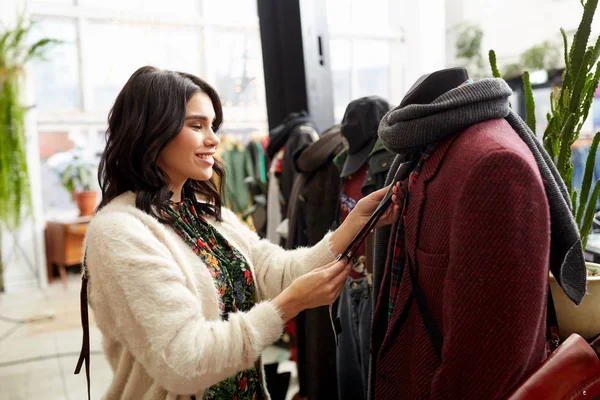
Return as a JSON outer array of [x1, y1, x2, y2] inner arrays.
[[0, 274, 298, 400]]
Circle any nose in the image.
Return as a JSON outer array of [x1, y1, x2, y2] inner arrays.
[[204, 127, 220, 147]]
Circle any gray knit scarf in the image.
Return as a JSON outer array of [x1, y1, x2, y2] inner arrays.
[[377, 78, 586, 305]]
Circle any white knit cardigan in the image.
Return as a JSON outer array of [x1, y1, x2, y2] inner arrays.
[[83, 191, 335, 399]]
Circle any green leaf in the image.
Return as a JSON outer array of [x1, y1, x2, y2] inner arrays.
[[488, 49, 502, 78], [570, 0, 598, 82], [557, 113, 577, 179], [569, 48, 593, 113], [591, 32, 600, 64], [561, 28, 570, 70], [581, 178, 600, 248], [24, 38, 59, 63], [523, 71, 536, 134], [572, 188, 579, 217], [577, 131, 600, 224], [565, 158, 575, 194], [578, 62, 600, 133]]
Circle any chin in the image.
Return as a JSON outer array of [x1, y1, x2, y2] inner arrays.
[[192, 169, 214, 182]]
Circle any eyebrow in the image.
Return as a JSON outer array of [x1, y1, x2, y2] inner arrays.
[[185, 115, 216, 123]]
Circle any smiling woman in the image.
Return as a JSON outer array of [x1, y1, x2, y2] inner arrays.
[[80, 65, 402, 400]]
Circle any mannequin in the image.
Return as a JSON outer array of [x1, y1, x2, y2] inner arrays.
[[368, 68, 586, 399], [371, 67, 469, 302]]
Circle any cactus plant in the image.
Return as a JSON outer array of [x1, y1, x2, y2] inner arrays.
[[489, 0, 600, 252]]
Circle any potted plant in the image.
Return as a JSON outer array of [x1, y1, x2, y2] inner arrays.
[[490, 0, 600, 339], [57, 152, 98, 217], [0, 16, 59, 291]]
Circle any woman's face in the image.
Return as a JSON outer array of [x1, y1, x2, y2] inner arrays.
[[157, 91, 220, 189]]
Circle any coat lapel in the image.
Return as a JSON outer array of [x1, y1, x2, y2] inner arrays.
[[377, 135, 458, 357]]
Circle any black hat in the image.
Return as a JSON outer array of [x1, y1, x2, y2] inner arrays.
[[340, 96, 391, 177]]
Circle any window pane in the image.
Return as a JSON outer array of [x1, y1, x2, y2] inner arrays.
[[79, 0, 199, 13], [84, 22, 201, 114], [206, 29, 265, 109], [533, 87, 552, 138], [352, 0, 390, 28], [354, 40, 390, 100], [31, 0, 74, 4], [41, 128, 104, 214], [327, 0, 352, 27], [29, 18, 81, 111], [330, 39, 351, 122], [203, 0, 257, 19]]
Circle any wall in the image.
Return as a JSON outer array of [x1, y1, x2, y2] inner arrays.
[[1, 1, 48, 292], [446, 0, 600, 72]]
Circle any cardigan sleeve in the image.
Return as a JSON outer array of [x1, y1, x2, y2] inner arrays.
[[221, 209, 337, 300], [429, 150, 550, 399], [85, 212, 284, 395]]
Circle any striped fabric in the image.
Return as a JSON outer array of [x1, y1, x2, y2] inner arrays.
[[387, 143, 437, 320]]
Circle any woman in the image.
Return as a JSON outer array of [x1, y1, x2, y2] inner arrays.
[[83, 66, 402, 400]]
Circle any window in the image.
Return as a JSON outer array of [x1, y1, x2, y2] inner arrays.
[[203, 0, 257, 19], [29, 17, 81, 111], [354, 40, 390, 100], [78, 0, 200, 13], [352, 0, 391, 29], [84, 22, 201, 114], [206, 29, 264, 109], [330, 39, 351, 121], [28, 0, 267, 214], [31, 0, 74, 3], [327, 0, 403, 122]]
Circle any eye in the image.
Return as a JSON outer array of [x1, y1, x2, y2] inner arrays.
[[191, 124, 202, 130]]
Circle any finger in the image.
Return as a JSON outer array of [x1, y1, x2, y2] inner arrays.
[[334, 281, 346, 300], [366, 185, 390, 202], [392, 193, 403, 204], [324, 259, 348, 278], [331, 265, 350, 287], [314, 257, 344, 272]]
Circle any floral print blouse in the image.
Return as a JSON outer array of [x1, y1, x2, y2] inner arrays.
[[162, 198, 264, 400]]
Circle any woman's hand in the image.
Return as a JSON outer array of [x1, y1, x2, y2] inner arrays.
[[272, 258, 350, 322], [329, 181, 405, 255], [353, 181, 406, 228]]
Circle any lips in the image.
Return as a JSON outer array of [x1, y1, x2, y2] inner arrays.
[[196, 153, 215, 166]]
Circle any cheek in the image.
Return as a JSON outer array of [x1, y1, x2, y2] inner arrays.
[[169, 130, 200, 157], [158, 131, 197, 167]]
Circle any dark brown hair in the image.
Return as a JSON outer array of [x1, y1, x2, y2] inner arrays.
[[97, 66, 226, 222]]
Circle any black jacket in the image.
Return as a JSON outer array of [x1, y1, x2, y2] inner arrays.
[[285, 126, 345, 400]]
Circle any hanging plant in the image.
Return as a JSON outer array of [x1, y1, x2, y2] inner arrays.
[[0, 15, 60, 291], [0, 16, 59, 231], [490, 0, 600, 253]]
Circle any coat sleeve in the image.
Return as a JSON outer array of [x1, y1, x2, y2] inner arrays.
[[429, 150, 550, 400], [85, 212, 284, 395], [221, 208, 337, 300]]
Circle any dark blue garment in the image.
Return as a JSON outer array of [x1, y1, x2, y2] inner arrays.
[[336, 278, 372, 400]]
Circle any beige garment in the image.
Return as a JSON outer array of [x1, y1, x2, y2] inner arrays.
[[83, 191, 335, 399]]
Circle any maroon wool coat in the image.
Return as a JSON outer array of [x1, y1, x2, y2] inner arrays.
[[371, 118, 551, 399]]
